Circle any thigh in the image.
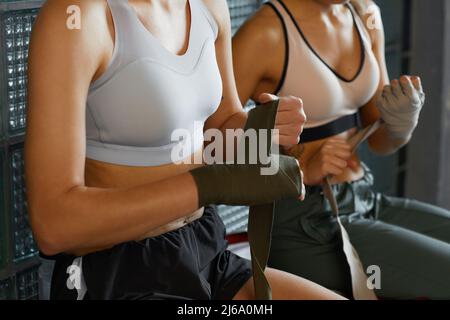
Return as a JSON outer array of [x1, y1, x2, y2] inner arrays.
[[268, 241, 352, 297], [346, 218, 450, 299], [233, 267, 346, 300], [268, 196, 353, 296], [207, 250, 253, 300], [376, 195, 450, 243]]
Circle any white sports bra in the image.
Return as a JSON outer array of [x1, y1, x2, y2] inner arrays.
[[85, 0, 222, 166]]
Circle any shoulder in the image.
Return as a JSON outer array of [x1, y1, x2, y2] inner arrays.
[[29, 0, 111, 79], [200, 0, 283, 46], [200, 0, 230, 34], [33, 0, 109, 41], [37, 0, 108, 22], [352, 0, 385, 48], [31, 0, 111, 58], [351, 0, 378, 16], [234, 3, 285, 52]]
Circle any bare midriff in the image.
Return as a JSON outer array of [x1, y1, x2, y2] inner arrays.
[[79, 149, 205, 256]]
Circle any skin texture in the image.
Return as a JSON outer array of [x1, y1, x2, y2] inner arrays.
[[233, 0, 424, 186], [25, 0, 341, 300]]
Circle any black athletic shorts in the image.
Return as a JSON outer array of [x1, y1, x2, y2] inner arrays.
[[49, 206, 252, 300]]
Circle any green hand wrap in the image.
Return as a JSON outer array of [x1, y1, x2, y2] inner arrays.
[[190, 154, 302, 207], [190, 99, 303, 300], [190, 99, 303, 207]]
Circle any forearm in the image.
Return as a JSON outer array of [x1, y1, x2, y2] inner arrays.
[[213, 110, 248, 162], [367, 124, 410, 156], [31, 173, 198, 255], [218, 110, 248, 135]]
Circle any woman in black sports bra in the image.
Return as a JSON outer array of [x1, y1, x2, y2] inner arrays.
[[233, 0, 450, 299]]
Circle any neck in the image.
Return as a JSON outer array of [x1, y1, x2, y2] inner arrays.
[[128, 0, 187, 10], [282, 0, 349, 20]]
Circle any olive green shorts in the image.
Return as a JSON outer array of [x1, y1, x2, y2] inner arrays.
[[269, 164, 450, 299]]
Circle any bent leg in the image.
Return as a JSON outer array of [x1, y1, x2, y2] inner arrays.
[[233, 267, 346, 300], [268, 241, 352, 296], [267, 197, 353, 296], [376, 195, 450, 243], [346, 218, 450, 299]]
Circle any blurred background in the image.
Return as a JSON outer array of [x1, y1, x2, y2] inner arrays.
[[0, 0, 448, 300]]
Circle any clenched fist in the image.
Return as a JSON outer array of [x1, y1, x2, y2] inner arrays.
[[258, 93, 307, 150], [376, 75, 425, 140]]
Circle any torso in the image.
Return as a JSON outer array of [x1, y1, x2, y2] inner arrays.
[[85, 152, 204, 241], [257, 0, 380, 184], [83, 0, 221, 249]]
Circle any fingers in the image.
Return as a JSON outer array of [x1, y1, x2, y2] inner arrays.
[[382, 84, 393, 97], [322, 148, 352, 164], [294, 159, 306, 201], [321, 148, 350, 169], [322, 139, 352, 156], [275, 132, 300, 147], [275, 123, 304, 137], [399, 76, 415, 96], [275, 107, 306, 126], [327, 156, 348, 170], [322, 162, 346, 177], [257, 93, 278, 104], [383, 76, 425, 107], [347, 160, 359, 170], [381, 84, 396, 105], [333, 148, 353, 160], [391, 79, 403, 98], [276, 95, 303, 111], [300, 171, 306, 201], [411, 76, 423, 92], [275, 96, 306, 124], [398, 75, 423, 93], [318, 140, 353, 177], [399, 76, 423, 105], [274, 95, 306, 148]]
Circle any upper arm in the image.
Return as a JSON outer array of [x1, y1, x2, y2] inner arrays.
[[25, 0, 107, 208], [359, 1, 390, 126], [202, 1, 285, 131], [201, 0, 244, 131], [232, 6, 285, 104]]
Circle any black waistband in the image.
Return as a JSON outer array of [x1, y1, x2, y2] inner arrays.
[[300, 112, 362, 143]]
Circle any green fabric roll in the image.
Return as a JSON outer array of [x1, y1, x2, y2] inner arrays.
[[190, 154, 302, 207], [190, 99, 303, 300], [190, 99, 303, 208]]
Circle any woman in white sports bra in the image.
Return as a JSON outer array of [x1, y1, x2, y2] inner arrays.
[[233, 0, 450, 299], [25, 0, 344, 300]]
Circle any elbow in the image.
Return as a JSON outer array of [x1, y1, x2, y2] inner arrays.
[[29, 204, 72, 256], [34, 231, 64, 257], [367, 135, 407, 156], [368, 141, 406, 157], [28, 186, 89, 256]]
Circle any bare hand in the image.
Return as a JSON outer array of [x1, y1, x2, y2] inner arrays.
[[303, 139, 355, 186], [258, 93, 307, 150]]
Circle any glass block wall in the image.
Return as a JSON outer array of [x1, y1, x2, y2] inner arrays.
[[228, 0, 264, 34], [0, 0, 43, 300]]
